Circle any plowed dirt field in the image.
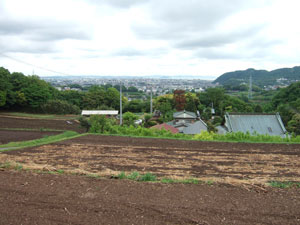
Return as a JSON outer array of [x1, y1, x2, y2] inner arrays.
[[1, 170, 300, 225], [0, 115, 85, 133], [1, 135, 300, 185], [1, 122, 300, 224], [0, 130, 61, 145]]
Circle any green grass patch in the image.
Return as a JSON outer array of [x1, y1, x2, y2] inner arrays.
[[127, 171, 140, 180], [113, 172, 211, 185], [139, 173, 157, 182], [114, 171, 157, 182], [267, 181, 300, 188], [0, 131, 84, 151]]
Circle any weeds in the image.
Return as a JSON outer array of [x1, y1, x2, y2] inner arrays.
[[56, 169, 64, 174], [0, 161, 11, 169], [127, 171, 140, 180], [14, 163, 23, 171], [139, 173, 157, 182], [115, 171, 157, 182], [267, 181, 300, 188]]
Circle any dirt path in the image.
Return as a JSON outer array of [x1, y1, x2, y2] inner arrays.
[[1, 170, 300, 225]]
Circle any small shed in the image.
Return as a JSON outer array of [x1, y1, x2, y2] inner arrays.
[[81, 110, 118, 117]]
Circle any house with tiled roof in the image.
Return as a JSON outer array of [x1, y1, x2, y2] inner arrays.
[[166, 110, 207, 134]]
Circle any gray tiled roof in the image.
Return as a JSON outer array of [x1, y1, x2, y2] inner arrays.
[[225, 113, 287, 137], [183, 120, 207, 134]]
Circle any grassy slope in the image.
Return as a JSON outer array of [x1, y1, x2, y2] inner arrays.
[[0, 131, 84, 152]]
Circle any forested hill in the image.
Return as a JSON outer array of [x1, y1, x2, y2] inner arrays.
[[213, 66, 300, 87]]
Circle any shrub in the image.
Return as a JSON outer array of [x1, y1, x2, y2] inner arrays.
[[79, 116, 91, 132], [90, 115, 115, 133], [123, 112, 139, 126]]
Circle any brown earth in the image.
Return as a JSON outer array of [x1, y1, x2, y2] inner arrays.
[[1, 135, 300, 186], [0, 130, 61, 145], [0, 115, 85, 133], [1, 169, 300, 225]]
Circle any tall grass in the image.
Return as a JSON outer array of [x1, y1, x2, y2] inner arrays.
[[193, 131, 299, 143]]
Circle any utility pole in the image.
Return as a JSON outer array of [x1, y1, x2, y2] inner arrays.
[[119, 83, 123, 125], [150, 86, 153, 114], [248, 74, 252, 100]]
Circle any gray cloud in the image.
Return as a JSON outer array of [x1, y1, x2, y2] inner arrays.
[[111, 47, 168, 58], [133, 0, 252, 40], [194, 38, 278, 60], [0, 2, 91, 54], [175, 25, 265, 49], [0, 36, 58, 54], [0, 18, 90, 41], [86, 0, 148, 8]]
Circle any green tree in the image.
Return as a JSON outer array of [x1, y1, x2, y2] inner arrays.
[[22, 76, 52, 110], [105, 87, 120, 109], [41, 100, 80, 115], [0, 67, 11, 107], [185, 93, 199, 112], [82, 86, 106, 109], [123, 112, 138, 126], [288, 113, 300, 135]]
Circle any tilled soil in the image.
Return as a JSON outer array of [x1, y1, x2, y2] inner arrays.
[[0, 130, 61, 145], [1, 170, 300, 225], [1, 135, 300, 185], [0, 115, 85, 133]]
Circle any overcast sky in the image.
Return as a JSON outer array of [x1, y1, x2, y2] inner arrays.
[[1, 0, 300, 78]]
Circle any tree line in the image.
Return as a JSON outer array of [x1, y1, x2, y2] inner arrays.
[[1, 66, 299, 135]]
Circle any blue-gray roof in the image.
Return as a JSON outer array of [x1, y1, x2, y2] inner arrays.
[[183, 120, 207, 134], [225, 113, 287, 137]]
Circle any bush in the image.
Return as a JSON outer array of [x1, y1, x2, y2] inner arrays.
[[90, 115, 116, 133], [123, 112, 139, 126], [79, 116, 91, 132], [41, 99, 80, 115]]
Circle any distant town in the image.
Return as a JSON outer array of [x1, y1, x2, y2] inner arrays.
[[42, 76, 215, 96]]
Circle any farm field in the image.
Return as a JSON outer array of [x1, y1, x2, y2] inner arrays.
[[1, 114, 300, 224], [1, 169, 300, 225], [0, 114, 85, 133], [1, 135, 300, 185], [0, 129, 61, 145]]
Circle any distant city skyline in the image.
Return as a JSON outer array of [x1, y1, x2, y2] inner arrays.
[[1, 0, 300, 77]]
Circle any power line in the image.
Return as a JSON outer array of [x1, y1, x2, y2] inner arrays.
[[0, 52, 72, 76]]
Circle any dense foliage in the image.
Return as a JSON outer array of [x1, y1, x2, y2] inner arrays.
[[0, 67, 122, 114]]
